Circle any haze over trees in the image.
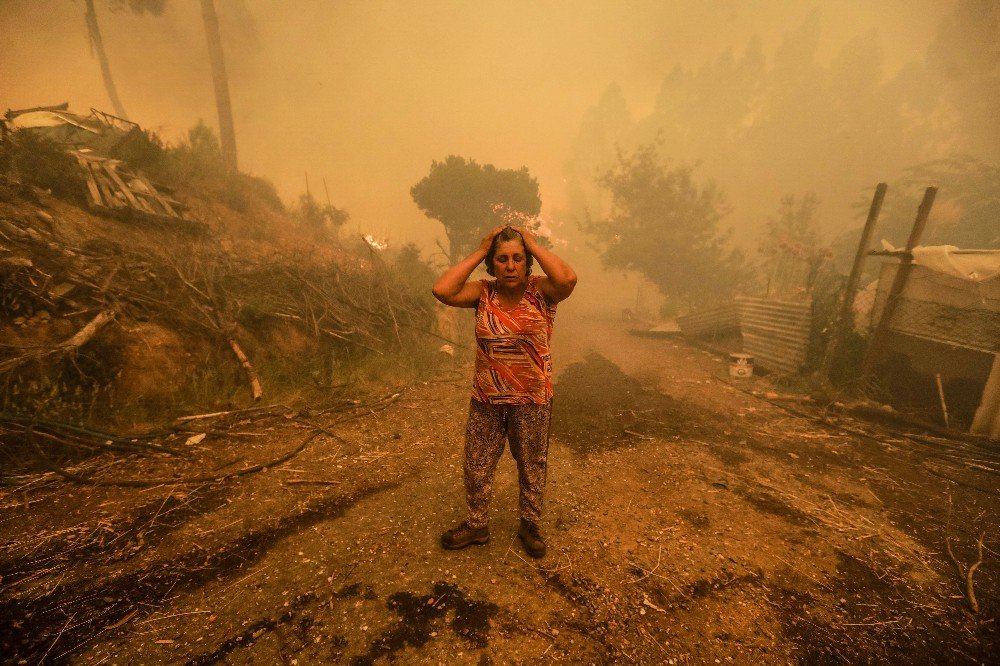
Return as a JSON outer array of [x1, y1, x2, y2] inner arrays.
[[82, 0, 239, 170], [83, 0, 128, 119], [199, 0, 238, 171], [83, 0, 168, 121], [566, 0, 1000, 305]]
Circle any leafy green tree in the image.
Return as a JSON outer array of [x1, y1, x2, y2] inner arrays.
[[410, 155, 541, 263], [585, 143, 747, 311], [390, 243, 437, 302], [297, 190, 349, 235]]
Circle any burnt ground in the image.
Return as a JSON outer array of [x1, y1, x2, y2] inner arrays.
[[0, 311, 996, 664]]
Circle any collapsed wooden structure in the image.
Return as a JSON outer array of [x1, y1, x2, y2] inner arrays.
[[4, 104, 189, 223], [71, 150, 187, 222]]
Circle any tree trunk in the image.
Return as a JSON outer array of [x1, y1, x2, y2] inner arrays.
[[200, 0, 238, 172], [84, 0, 128, 119]]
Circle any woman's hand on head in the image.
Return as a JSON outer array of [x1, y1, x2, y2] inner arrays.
[[478, 226, 506, 253], [510, 226, 539, 251]]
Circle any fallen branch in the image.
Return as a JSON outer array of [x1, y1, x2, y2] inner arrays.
[[935, 373, 950, 429], [228, 337, 263, 401], [62, 309, 116, 348], [283, 479, 339, 486], [322, 328, 384, 355], [172, 404, 290, 425], [629, 545, 662, 582], [946, 533, 985, 613], [1, 413, 182, 455], [27, 425, 322, 487], [0, 308, 116, 374], [757, 391, 814, 403]]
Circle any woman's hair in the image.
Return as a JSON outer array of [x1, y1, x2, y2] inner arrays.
[[484, 227, 533, 276]]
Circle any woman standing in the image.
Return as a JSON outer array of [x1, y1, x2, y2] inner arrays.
[[432, 225, 577, 558]]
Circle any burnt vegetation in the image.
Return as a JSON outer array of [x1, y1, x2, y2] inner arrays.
[[0, 119, 442, 478]]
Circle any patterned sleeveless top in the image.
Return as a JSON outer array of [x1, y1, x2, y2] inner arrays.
[[473, 275, 557, 405]]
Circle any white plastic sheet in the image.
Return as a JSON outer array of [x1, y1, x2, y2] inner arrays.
[[879, 241, 1000, 282], [912, 245, 1000, 282]]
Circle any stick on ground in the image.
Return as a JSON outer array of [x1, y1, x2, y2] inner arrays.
[[228, 337, 263, 401], [946, 533, 985, 613]]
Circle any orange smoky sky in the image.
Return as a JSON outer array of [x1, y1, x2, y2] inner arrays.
[[0, 0, 959, 253]]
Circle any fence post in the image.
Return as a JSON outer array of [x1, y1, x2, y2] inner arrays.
[[860, 186, 937, 379], [820, 182, 887, 380]]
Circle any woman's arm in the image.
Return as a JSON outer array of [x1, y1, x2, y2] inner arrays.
[[431, 226, 504, 308], [513, 226, 578, 303]]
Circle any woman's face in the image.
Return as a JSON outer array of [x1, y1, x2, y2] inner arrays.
[[492, 239, 528, 288]]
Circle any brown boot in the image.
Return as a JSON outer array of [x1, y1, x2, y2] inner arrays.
[[518, 519, 546, 558], [441, 522, 490, 550]]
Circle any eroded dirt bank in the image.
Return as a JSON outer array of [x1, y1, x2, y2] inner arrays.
[[1, 312, 996, 664]]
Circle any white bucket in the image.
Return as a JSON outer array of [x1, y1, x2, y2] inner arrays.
[[729, 353, 754, 379]]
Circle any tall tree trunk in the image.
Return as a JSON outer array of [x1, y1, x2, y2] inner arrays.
[[200, 0, 238, 172], [84, 0, 128, 119]]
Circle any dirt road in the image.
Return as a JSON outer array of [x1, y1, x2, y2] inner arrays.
[[1, 311, 996, 664]]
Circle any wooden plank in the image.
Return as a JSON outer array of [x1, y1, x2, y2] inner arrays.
[[75, 155, 104, 208], [136, 193, 165, 216], [102, 161, 140, 207], [92, 168, 123, 209], [103, 161, 154, 214], [111, 161, 179, 218], [145, 180, 179, 217]]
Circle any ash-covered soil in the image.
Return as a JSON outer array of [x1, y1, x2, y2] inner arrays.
[[1, 312, 995, 664]]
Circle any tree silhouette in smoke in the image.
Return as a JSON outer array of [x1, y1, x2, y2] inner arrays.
[[585, 143, 748, 312], [410, 155, 541, 264], [567, 0, 1000, 266]]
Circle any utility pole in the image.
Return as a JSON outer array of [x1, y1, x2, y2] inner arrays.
[[84, 0, 128, 119], [200, 0, 238, 172]]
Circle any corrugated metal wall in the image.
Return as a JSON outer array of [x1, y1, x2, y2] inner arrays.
[[676, 302, 738, 338], [734, 296, 812, 375]]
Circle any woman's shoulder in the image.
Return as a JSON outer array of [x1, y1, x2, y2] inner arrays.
[[528, 275, 557, 308], [476, 278, 493, 305]]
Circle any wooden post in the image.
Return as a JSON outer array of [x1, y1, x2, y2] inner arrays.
[[860, 186, 937, 378], [820, 183, 887, 379]]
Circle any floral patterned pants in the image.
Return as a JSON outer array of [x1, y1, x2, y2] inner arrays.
[[463, 399, 552, 529]]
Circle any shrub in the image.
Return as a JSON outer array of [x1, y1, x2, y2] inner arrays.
[[0, 130, 87, 203]]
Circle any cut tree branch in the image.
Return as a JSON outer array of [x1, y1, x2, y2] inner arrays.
[[228, 338, 263, 401], [0, 309, 116, 375], [27, 425, 321, 487], [946, 533, 986, 613]]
